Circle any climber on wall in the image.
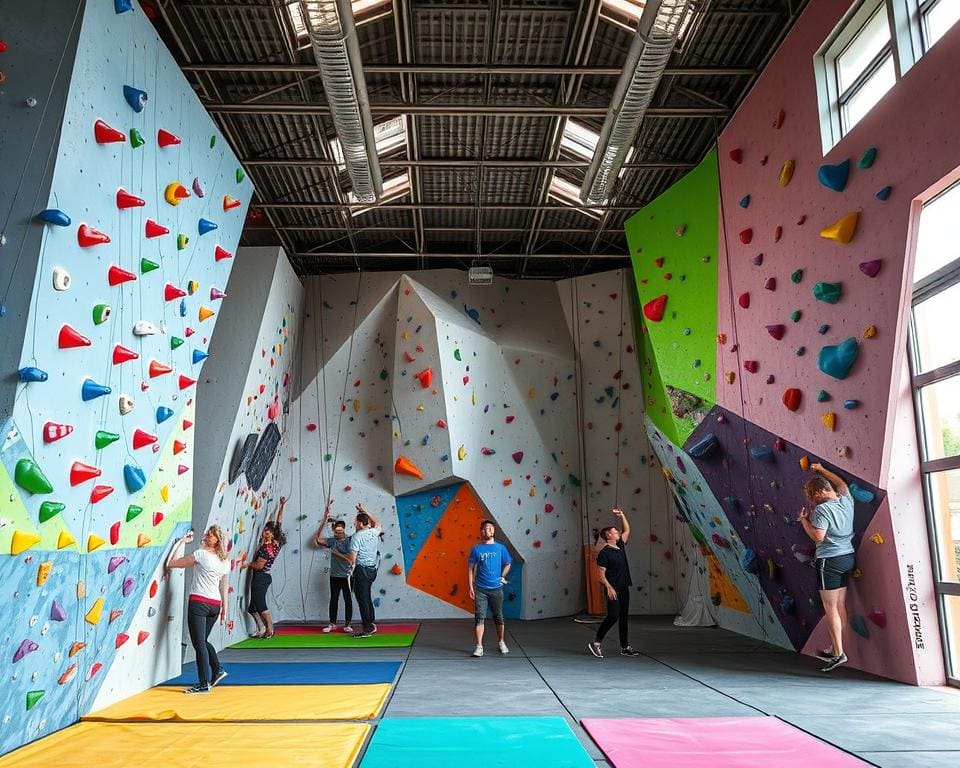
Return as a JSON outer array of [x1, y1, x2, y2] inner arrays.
[[345, 504, 381, 638], [315, 513, 355, 633], [240, 496, 286, 639], [467, 519, 513, 657], [798, 463, 855, 672], [589, 508, 642, 659]]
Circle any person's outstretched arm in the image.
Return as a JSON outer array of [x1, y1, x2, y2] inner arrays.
[[358, 503, 380, 529], [274, 496, 287, 527], [166, 532, 196, 569], [613, 507, 630, 543], [811, 463, 849, 496]]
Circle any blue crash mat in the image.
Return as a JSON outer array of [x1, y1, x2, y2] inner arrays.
[[360, 717, 595, 767], [166, 660, 401, 687]]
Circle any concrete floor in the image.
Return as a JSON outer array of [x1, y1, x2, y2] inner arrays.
[[222, 616, 960, 767]]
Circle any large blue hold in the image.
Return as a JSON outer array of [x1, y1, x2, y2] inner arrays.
[[38, 209, 71, 226], [740, 548, 760, 575], [156, 406, 174, 424], [115, 0, 133, 11], [818, 158, 850, 192], [687, 432, 719, 459], [198, 218, 218, 235], [18, 366, 48, 382], [192, 349, 209, 364], [81, 378, 112, 401], [124, 464, 146, 493], [122, 85, 148, 113], [749, 444, 773, 462], [849, 483, 875, 503], [818, 337, 859, 380]]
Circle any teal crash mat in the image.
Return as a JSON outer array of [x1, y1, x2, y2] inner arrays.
[[360, 717, 594, 767]]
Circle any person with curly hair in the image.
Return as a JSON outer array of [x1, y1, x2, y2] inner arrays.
[[241, 496, 287, 639]]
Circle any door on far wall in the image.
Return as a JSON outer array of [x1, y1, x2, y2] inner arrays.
[[909, 178, 960, 686]]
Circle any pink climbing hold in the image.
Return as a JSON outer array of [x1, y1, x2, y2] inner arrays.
[[512, 451, 524, 464], [178, 464, 189, 475], [505, 416, 515, 424], [764, 277, 776, 291], [403, 351, 415, 363], [859, 259, 882, 278], [738, 292, 750, 309], [210, 287, 227, 300], [643, 294, 667, 323]]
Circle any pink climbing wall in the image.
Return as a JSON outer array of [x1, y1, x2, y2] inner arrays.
[[715, 0, 960, 487]]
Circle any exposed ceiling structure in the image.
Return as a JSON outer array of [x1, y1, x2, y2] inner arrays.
[[148, 0, 808, 278]]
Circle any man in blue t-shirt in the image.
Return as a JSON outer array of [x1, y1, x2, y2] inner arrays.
[[468, 520, 513, 657], [345, 504, 382, 638]]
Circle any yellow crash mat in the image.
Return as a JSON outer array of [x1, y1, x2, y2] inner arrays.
[[82, 683, 390, 722], [0, 722, 369, 767]]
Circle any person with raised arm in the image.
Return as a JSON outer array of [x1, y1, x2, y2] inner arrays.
[[240, 496, 287, 638], [588, 508, 641, 659], [315, 506, 355, 633], [344, 504, 382, 638]]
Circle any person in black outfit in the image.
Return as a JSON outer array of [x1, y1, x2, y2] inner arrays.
[[588, 508, 641, 658]]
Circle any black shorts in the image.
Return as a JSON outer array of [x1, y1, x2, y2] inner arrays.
[[816, 553, 855, 590]]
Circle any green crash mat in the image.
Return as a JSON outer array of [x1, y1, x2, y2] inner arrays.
[[231, 631, 417, 649]]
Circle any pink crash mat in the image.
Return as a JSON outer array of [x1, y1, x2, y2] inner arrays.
[[274, 623, 420, 635], [581, 717, 870, 768]]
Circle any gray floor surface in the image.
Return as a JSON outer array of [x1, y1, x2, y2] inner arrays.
[[223, 616, 960, 767]]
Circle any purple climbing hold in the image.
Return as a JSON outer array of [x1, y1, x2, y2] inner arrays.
[[50, 601, 67, 621], [859, 259, 882, 278], [108, 555, 128, 574], [512, 451, 523, 464], [13, 639, 39, 663], [764, 277, 776, 291], [751, 253, 764, 266], [122, 576, 136, 597]]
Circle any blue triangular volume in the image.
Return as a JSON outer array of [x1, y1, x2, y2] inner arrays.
[[198, 218, 218, 236], [396, 483, 463, 571], [115, 0, 133, 12], [192, 349, 209, 364], [156, 406, 174, 424]]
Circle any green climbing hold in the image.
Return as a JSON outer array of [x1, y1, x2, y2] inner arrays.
[[817, 390, 829, 402], [790, 269, 803, 284], [177, 233, 189, 251], [170, 336, 184, 350], [15, 458, 53, 495], [141, 257, 160, 274], [379, 369, 388, 381], [568, 473, 581, 487], [25, 691, 45, 711], [93, 303, 112, 325], [790, 310, 802, 322], [324, 453, 332, 462], [126, 505, 143, 522], [210, 135, 217, 148], [130, 128, 145, 148], [858, 147, 877, 169], [236, 168, 245, 183], [454, 349, 462, 361], [813, 281, 843, 304], [38, 501, 66, 523], [95, 430, 120, 449]]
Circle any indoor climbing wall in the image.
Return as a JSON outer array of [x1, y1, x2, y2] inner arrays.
[[271, 269, 670, 624], [0, 0, 251, 753], [558, 271, 676, 614]]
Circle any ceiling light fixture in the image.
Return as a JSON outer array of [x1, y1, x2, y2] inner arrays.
[[301, 0, 383, 203], [581, 0, 694, 206]]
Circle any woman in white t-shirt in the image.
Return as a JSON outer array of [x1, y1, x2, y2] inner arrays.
[[167, 525, 231, 694]]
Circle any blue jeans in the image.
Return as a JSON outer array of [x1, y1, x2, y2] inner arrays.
[[352, 564, 377, 632]]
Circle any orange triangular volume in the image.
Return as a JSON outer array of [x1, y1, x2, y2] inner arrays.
[[137, 533, 152, 547], [148, 360, 173, 377], [223, 195, 241, 211], [394, 455, 424, 480]]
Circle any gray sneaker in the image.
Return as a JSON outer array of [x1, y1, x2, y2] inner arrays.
[[821, 653, 847, 672], [588, 641, 603, 658], [212, 669, 228, 687], [185, 683, 210, 694]]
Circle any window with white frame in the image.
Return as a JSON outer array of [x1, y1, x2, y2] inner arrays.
[[547, 175, 604, 220], [288, 0, 393, 47], [920, 0, 960, 51], [909, 179, 960, 686]]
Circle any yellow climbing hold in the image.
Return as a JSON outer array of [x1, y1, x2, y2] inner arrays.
[[401, 331, 409, 341], [863, 324, 877, 339], [353, 399, 361, 413], [870, 532, 884, 545], [415, 404, 425, 412], [724, 371, 735, 384], [164, 181, 187, 206], [819, 212, 859, 244], [57, 530, 76, 550], [137, 534, 152, 547], [472, 390, 477, 406], [199, 306, 215, 322], [822, 412, 836, 431], [528, 387, 536, 399], [10, 530, 41, 556], [778, 159, 795, 187], [457, 444, 466, 461], [160, 484, 170, 502], [799, 456, 810, 471], [87, 534, 106, 553], [529, 487, 537, 497], [85, 597, 104, 626], [37, 562, 53, 586]]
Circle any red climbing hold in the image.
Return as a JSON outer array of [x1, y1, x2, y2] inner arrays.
[[94, 119, 126, 144], [78, 224, 111, 247], [164, 283, 187, 301], [415, 368, 433, 389], [108, 265, 137, 286], [137, 630, 150, 645], [113, 344, 139, 364], [70, 461, 101, 486], [403, 351, 415, 363], [116, 633, 130, 649], [149, 360, 172, 377], [739, 228, 753, 245], [738, 292, 750, 309], [153, 511, 164, 526], [223, 195, 242, 211], [729, 148, 743, 164], [643, 294, 668, 323], [110, 521, 121, 545], [214, 245, 233, 261], [782, 388, 802, 412], [544, 503, 554, 513], [436, 419, 447, 429], [183, 420, 193, 430], [90, 484, 114, 503], [773, 108, 786, 129], [157, 128, 181, 147], [145, 219, 169, 238], [512, 451, 524, 464], [149, 580, 158, 598], [173, 440, 187, 455], [178, 374, 196, 390], [43, 422, 74, 443], [116, 188, 145, 209], [743, 360, 759, 373], [132, 429, 158, 449], [59, 324, 91, 349]]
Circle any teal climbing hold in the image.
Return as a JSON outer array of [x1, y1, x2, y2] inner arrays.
[[739, 194, 750, 209], [818, 159, 850, 192], [858, 147, 877, 169], [124, 464, 146, 493], [849, 484, 875, 503], [687, 433, 719, 459], [813, 282, 842, 304], [818, 337, 859, 380], [817, 390, 829, 402]]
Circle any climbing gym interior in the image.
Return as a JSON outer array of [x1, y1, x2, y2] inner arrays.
[[2, 0, 960, 766]]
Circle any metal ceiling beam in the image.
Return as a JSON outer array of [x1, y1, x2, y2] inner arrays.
[[181, 63, 753, 76], [259, 201, 643, 211], [205, 102, 728, 117], [292, 251, 629, 260], [252, 225, 632, 233], [241, 158, 695, 169]]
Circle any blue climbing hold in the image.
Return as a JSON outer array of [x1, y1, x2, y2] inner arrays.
[[115, 0, 133, 12], [749, 444, 773, 462], [18, 366, 48, 382], [192, 349, 209, 364], [38, 209, 71, 226], [179, 299, 187, 317], [850, 614, 870, 638], [849, 484, 875, 503], [198, 218, 218, 235], [421, 434, 430, 446], [739, 194, 750, 209], [81, 378, 112, 401], [779, 593, 796, 614], [740, 549, 761, 575], [817, 158, 850, 192], [123, 85, 148, 113], [687, 433, 719, 459], [156, 406, 174, 424], [818, 337, 859, 380], [875, 186, 892, 201], [463, 304, 481, 324], [124, 464, 146, 493], [843, 399, 861, 410]]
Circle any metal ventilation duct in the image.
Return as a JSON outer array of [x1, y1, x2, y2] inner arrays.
[[302, 0, 383, 203], [581, 0, 693, 206]]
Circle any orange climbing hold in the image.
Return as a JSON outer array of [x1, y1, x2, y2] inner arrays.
[[394, 455, 424, 480], [199, 306, 215, 321], [148, 360, 173, 377], [223, 195, 242, 211], [415, 368, 433, 388], [390, 563, 403, 575], [799, 455, 810, 470], [822, 412, 836, 431]]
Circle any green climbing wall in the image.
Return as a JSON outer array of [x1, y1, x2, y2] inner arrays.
[[625, 150, 719, 446]]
